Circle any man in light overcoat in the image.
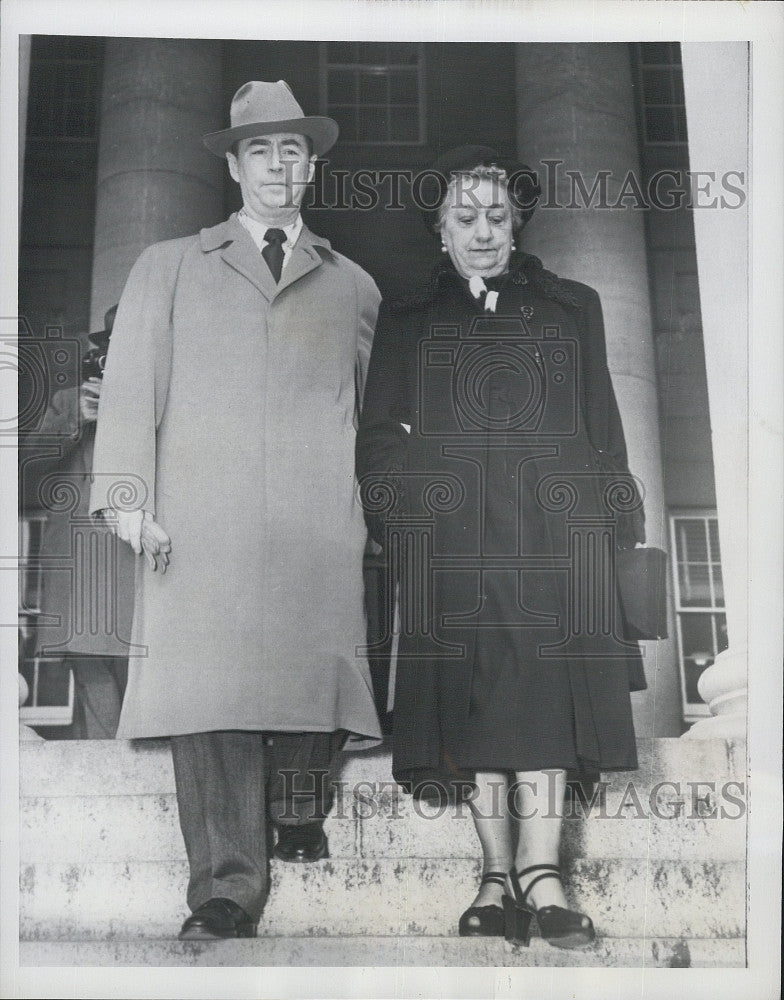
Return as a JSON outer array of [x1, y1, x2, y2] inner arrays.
[[90, 81, 382, 938]]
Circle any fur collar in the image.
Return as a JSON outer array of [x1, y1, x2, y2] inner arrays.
[[390, 252, 583, 314]]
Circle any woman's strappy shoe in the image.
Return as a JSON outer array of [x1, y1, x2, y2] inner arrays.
[[503, 864, 595, 949], [458, 871, 507, 937]]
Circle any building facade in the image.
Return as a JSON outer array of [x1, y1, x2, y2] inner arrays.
[[19, 37, 741, 738]]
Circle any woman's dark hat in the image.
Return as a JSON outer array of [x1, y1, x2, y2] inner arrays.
[[203, 80, 339, 157], [87, 305, 117, 350], [418, 144, 541, 234]]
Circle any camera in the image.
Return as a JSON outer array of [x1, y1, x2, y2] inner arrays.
[[417, 314, 578, 437], [81, 345, 107, 382], [13, 319, 82, 435]]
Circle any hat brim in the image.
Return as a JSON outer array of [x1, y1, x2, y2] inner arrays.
[[88, 331, 111, 349], [203, 116, 339, 157]]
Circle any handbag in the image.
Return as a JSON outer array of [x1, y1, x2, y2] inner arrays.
[[615, 546, 669, 640]]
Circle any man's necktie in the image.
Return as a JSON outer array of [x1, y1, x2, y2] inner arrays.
[[262, 228, 286, 282]]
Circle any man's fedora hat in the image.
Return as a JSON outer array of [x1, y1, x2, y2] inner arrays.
[[203, 80, 339, 157], [87, 304, 117, 349]]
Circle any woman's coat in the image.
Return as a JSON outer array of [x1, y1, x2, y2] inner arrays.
[[356, 254, 647, 779], [90, 215, 382, 742]]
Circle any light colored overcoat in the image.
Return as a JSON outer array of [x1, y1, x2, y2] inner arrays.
[[90, 215, 382, 742]]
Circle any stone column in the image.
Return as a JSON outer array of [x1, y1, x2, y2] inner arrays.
[[89, 39, 225, 325], [680, 43, 748, 740], [514, 43, 680, 737]]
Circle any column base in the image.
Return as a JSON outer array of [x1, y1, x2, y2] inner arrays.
[[682, 647, 747, 741]]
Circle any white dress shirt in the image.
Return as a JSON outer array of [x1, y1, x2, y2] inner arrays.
[[237, 209, 303, 272]]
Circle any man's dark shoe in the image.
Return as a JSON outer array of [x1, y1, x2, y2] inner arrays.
[[178, 897, 257, 940], [273, 822, 329, 863]]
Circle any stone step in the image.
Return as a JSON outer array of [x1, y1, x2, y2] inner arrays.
[[20, 737, 747, 798], [20, 787, 746, 863], [19, 935, 746, 968], [20, 858, 745, 941]]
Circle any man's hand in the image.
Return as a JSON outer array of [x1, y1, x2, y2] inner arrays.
[[141, 513, 171, 573], [104, 509, 171, 572], [79, 377, 102, 422]]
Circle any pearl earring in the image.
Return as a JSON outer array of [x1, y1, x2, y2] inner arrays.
[[441, 243, 448, 253], [511, 242, 517, 251]]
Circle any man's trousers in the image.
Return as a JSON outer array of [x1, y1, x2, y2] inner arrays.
[[170, 729, 344, 921]]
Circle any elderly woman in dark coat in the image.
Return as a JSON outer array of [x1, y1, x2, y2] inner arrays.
[[356, 146, 646, 948]]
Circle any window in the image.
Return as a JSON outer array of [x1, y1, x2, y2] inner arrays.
[[669, 512, 728, 721], [26, 36, 102, 141], [319, 42, 425, 145], [634, 42, 688, 146], [19, 514, 74, 727]]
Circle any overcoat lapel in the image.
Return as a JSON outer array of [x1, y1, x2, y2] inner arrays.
[[199, 216, 334, 299], [276, 228, 333, 295], [200, 215, 276, 301]]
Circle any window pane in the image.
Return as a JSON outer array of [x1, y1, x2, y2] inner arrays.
[[328, 106, 357, 142], [711, 564, 725, 606], [676, 520, 708, 563], [683, 658, 707, 705], [390, 70, 418, 103], [716, 613, 729, 653], [357, 106, 388, 142], [328, 69, 355, 104], [678, 562, 712, 606], [325, 42, 422, 145], [390, 105, 419, 142], [681, 613, 716, 661], [708, 519, 721, 560], [358, 69, 387, 105]]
